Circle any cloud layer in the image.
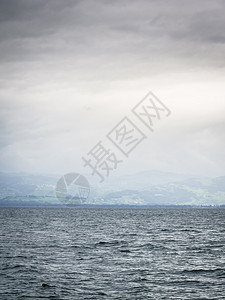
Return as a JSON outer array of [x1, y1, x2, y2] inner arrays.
[[0, 0, 224, 178]]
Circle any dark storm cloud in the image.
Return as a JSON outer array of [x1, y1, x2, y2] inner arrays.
[[0, 0, 224, 65]]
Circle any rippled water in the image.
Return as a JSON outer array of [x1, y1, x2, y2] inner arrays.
[[0, 207, 225, 299]]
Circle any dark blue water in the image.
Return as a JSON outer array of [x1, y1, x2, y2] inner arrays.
[[0, 208, 225, 299]]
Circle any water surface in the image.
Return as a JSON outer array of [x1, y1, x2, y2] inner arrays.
[[0, 208, 225, 299]]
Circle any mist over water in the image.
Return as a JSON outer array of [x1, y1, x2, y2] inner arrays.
[[1, 207, 225, 299]]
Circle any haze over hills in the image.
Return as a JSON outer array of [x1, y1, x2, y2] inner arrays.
[[0, 171, 224, 207], [99, 170, 194, 191]]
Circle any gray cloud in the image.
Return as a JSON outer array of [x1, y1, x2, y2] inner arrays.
[[1, 0, 224, 62], [0, 0, 224, 177]]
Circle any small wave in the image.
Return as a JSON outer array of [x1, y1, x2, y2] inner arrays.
[[95, 240, 126, 247], [2, 264, 24, 271], [97, 291, 107, 296], [181, 268, 225, 275], [119, 249, 131, 253]]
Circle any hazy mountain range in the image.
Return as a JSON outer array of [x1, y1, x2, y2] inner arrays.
[[0, 171, 224, 207]]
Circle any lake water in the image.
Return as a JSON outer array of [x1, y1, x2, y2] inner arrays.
[[0, 207, 225, 299]]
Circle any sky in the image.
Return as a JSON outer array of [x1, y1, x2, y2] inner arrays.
[[0, 0, 225, 181]]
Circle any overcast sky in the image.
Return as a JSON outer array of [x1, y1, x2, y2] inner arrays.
[[0, 0, 224, 181]]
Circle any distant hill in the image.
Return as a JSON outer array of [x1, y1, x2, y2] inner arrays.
[[0, 172, 224, 206], [0, 172, 57, 198], [101, 176, 225, 206]]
